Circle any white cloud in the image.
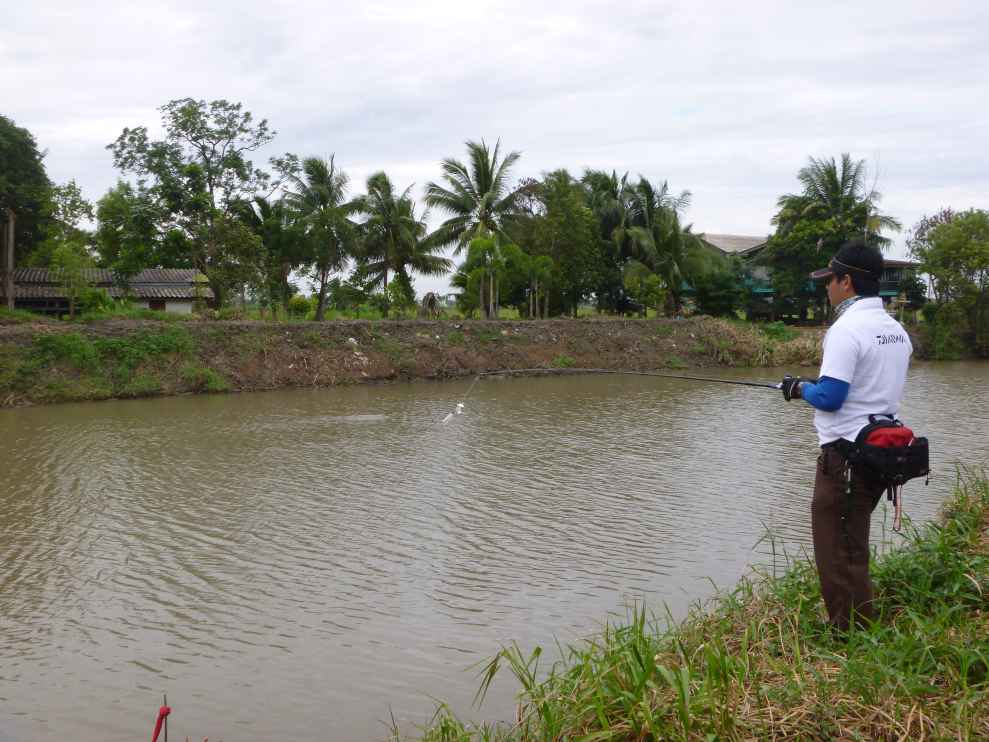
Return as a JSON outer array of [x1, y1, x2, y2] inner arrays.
[[3, 0, 987, 292]]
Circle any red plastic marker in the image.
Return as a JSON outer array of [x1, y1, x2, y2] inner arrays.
[[152, 701, 171, 742]]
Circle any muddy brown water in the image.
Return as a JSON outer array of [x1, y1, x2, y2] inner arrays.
[[1, 363, 987, 741]]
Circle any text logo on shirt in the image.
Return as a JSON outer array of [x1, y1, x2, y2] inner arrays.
[[876, 333, 908, 346]]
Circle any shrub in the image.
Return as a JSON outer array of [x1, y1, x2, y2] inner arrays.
[[181, 364, 230, 393], [551, 354, 576, 368], [32, 333, 100, 371], [759, 321, 798, 343], [287, 294, 312, 319]]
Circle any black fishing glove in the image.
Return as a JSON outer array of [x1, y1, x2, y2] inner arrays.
[[781, 374, 804, 401]]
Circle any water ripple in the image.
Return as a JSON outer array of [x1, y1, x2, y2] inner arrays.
[[1, 363, 987, 740]]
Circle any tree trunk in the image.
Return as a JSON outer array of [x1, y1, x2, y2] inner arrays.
[[382, 269, 389, 318], [315, 267, 330, 321], [543, 291, 549, 319], [488, 271, 495, 320], [4, 208, 15, 311]]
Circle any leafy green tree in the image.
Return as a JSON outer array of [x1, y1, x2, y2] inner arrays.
[[1, 114, 52, 307], [232, 196, 308, 318], [27, 180, 95, 267], [95, 181, 166, 290], [51, 241, 94, 318], [425, 139, 521, 252], [282, 155, 357, 320], [581, 170, 636, 312], [107, 98, 292, 306], [327, 277, 368, 315], [626, 177, 701, 315], [528, 170, 600, 316], [622, 260, 661, 317], [918, 209, 989, 355], [900, 270, 928, 312], [353, 172, 451, 317], [693, 262, 746, 317], [761, 154, 901, 320]]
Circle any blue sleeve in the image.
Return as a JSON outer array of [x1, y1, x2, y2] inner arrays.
[[801, 376, 850, 412]]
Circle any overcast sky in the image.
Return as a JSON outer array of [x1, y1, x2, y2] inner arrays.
[[4, 1, 988, 295]]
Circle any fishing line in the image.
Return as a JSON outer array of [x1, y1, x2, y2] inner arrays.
[[441, 374, 480, 423], [439, 367, 781, 423]]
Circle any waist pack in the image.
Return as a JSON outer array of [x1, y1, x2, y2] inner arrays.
[[841, 414, 930, 531], [847, 414, 930, 486]]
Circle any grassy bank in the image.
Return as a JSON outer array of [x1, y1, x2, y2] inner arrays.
[[0, 316, 824, 407], [404, 472, 989, 741]]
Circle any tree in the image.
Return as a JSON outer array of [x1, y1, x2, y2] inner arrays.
[[581, 170, 635, 313], [761, 154, 901, 321], [282, 155, 357, 320], [917, 209, 989, 355], [530, 170, 601, 316], [353, 172, 451, 317], [232, 196, 308, 318], [51, 241, 94, 318], [622, 260, 664, 317], [107, 98, 291, 306], [28, 180, 95, 267], [1, 115, 52, 307], [95, 181, 164, 289], [626, 177, 701, 315], [906, 208, 955, 302], [899, 270, 928, 312], [693, 260, 746, 317], [424, 139, 521, 252]]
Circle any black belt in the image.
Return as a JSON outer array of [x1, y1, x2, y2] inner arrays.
[[822, 439, 854, 455]]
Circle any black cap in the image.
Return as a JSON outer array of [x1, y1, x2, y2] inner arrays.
[[810, 240, 884, 281]]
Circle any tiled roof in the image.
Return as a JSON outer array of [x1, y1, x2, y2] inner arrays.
[[4, 268, 213, 301], [699, 233, 768, 254]]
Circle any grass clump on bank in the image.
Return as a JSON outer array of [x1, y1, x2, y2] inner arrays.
[[1, 327, 203, 403], [404, 472, 989, 741]]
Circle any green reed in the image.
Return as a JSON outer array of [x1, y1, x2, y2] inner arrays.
[[399, 469, 989, 741]]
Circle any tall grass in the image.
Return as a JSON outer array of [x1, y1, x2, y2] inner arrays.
[[402, 471, 989, 741]]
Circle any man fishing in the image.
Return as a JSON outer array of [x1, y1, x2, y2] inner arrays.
[[780, 239, 913, 632]]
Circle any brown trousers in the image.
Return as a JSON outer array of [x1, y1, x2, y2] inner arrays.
[[812, 446, 885, 631]]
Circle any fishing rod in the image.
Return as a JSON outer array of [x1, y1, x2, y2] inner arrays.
[[476, 367, 783, 390], [441, 367, 781, 423]]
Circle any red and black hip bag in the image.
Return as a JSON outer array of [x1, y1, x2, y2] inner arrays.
[[846, 414, 930, 487]]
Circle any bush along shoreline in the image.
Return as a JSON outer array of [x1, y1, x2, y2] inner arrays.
[[0, 316, 826, 407], [403, 472, 989, 741]]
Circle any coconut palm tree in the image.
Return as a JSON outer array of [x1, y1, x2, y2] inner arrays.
[[282, 155, 358, 320], [354, 172, 451, 316], [626, 177, 702, 315], [424, 139, 521, 252], [231, 195, 307, 317], [776, 154, 901, 245]]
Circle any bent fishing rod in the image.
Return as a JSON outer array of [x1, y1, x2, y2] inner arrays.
[[475, 367, 783, 389]]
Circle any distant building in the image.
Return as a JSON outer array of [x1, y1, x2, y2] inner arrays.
[[697, 231, 920, 315], [1, 268, 213, 315], [698, 233, 768, 258]]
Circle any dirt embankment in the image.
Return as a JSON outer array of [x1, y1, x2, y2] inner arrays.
[[0, 317, 827, 407]]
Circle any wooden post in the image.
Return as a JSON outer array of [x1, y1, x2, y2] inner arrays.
[[3, 208, 15, 311]]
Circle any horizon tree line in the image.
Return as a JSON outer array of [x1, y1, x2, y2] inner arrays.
[[3, 98, 981, 334]]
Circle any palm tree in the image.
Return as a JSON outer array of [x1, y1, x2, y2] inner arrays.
[[231, 196, 305, 318], [424, 139, 521, 252], [776, 154, 901, 246], [283, 156, 357, 320], [626, 177, 702, 315], [354, 172, 452, 317]]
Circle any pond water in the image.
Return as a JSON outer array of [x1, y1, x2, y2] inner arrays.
[[1, 362, 987, 741]]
